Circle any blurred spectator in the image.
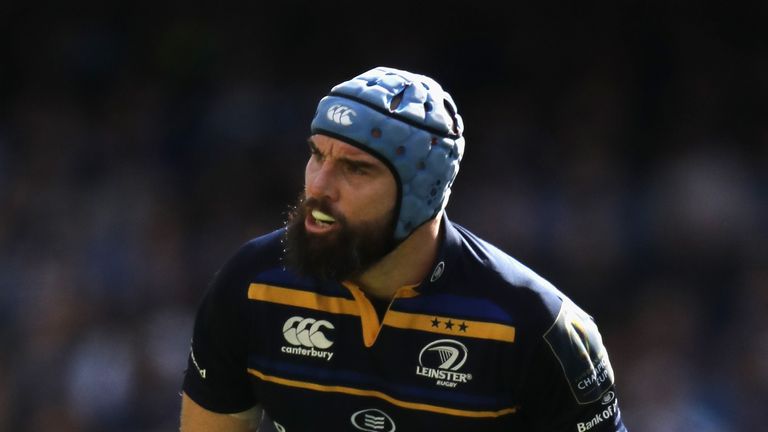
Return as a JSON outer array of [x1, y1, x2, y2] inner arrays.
[[1, 4, 766, 431]]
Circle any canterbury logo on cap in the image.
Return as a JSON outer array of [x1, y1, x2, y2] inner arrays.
[[327, 104, 356, 126]]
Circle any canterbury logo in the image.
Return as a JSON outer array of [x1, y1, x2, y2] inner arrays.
[[282, 316, 335, 349], [326, 104, 356, 126]]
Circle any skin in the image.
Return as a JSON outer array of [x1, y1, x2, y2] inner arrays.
[[180, 134, 443, 430], [180, 393, 260, 431], [304, 134, 442, 299]]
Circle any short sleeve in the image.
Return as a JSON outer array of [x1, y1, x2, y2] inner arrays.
[[519, 301, 628, 431], [182, 257, 257, 413]]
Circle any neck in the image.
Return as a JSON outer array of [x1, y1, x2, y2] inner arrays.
[[351, 213, 443, 300]]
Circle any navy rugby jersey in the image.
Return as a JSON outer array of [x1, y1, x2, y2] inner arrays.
[[183, 216, 628, 431]]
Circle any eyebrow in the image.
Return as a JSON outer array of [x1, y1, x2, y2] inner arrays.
[[307, 138, 382, 172], [340, 157, 378, 172]]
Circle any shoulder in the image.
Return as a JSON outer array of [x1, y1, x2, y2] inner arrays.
[[228, 228, 285, 271], [447, 222, 567, 333], [209, 227, 336, 299], [449, 222, 617, 403], [202, 228, 286, 304], [216, 229, 285, 282]]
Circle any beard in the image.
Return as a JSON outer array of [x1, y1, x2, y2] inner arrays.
[[283, 193, 397, 281]]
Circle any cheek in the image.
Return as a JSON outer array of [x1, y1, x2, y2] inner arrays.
[[382, 182, 398, 214], [359, 179, 397, 220]]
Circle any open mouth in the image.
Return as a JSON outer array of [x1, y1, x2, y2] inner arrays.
[[312, 209, 336, 226], [305, 209, 338, 233]]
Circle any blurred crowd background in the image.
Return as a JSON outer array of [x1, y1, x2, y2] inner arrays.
[[1, 3, 766, 431]]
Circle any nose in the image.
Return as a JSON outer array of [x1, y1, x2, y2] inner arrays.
[[306, 160, 340, 202]]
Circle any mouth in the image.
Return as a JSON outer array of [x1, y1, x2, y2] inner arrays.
[[305, 209, 338, 234]]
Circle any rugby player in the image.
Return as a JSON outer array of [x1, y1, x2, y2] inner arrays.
[[180, 66, 628, 431]]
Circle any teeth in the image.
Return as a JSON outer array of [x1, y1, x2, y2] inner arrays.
[[311, 210, 336, 223]]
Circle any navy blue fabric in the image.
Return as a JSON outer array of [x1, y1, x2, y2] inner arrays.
[[183, 216, 628, 431]]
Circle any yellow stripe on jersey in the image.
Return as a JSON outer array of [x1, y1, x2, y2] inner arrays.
[[384, 310, 516, 343], [248, 284, 360, 316], [248, 283, 515, 343], [247, 368, 519, 418]]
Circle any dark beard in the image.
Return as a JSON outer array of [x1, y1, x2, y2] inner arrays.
[[283, 193, 397, 281]]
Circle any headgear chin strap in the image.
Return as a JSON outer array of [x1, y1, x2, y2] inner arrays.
[[310, 66, 465, 241]]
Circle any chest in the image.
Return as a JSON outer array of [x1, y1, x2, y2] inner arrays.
[[244, 286, 529, 431]]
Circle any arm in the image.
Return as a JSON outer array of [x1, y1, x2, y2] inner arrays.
[[181, 392, 262, 432], [520, 301, 628, 431], [181, 245, 262, 429]]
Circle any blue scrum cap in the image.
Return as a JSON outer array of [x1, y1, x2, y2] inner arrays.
[[310, 66, 465, 240]]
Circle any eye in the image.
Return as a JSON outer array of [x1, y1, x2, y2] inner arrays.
[[309, 145, 324, 162], [346, 163, 367, 175], [349, 165, 368, 175], [344, 159, 378, 176]]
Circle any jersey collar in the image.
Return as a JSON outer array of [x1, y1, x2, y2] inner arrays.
[[415, 213, 463, 294]]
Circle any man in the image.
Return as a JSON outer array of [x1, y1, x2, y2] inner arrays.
[[180, 66, 628, 431]]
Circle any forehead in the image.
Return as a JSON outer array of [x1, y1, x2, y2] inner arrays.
[[310, 134, 384, 164]]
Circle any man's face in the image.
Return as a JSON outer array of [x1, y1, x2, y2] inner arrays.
[[284, 135, 398, 280]]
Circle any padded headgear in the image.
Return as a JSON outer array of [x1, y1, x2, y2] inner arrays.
[[311, 66, 465, 240]]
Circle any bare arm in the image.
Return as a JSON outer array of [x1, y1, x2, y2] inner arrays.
[[180, 392, 262, 432]]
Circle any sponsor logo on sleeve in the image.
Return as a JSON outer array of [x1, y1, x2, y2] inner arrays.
[[415, 339, 473, 388], [576, 399, 619, 431], [281, 316, 335, 361], [543, 301, 615, 404], [350, 408, 396, 432]]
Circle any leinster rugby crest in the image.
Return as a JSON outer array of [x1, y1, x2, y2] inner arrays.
[[415, 339, 472, 388]]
